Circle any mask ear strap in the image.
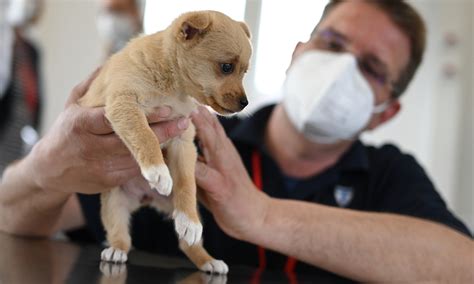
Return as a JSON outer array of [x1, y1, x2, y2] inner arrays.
[[373, 101, 391, 114]]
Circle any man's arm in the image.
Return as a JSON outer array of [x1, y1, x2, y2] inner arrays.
[[0, 156, 71, 236], [0, 70, 190, 237], [256, 198, 472, 283], [191, 106, 473, 283]]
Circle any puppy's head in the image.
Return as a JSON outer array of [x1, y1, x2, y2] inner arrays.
[[170, 10, 252, 115]]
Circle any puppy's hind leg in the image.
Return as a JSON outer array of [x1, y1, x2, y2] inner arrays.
[[100, 188, 137, 263], [179, 240, 229, 274], [167, 126, 228, 274], [166, 126, 203, 246], [148, 189, 229, 274]]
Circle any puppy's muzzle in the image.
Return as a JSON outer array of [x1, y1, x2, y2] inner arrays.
[[232, 95, 248, 112], [221, 92, 249, 113]]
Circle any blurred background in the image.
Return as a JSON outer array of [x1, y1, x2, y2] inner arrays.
[[1, 0, 472, 230]]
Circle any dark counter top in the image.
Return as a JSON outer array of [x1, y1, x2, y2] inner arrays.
[[0, 232, 353, 283]]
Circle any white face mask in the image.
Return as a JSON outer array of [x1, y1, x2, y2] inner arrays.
[[97, 11, 138, 54], [282, 50, 389, 144], [7, 0, 40, 27]]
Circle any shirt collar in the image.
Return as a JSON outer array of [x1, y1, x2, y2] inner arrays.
[[228, 104, 273, 150], [227, 104, 369, 172]]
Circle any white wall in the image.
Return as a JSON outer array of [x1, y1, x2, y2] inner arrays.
[[452, 0, 473, 232], [36, 0, 102, 132]]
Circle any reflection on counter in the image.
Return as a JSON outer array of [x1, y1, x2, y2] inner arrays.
[[98, 262, 227, 284], [0, 232, 352, 283]]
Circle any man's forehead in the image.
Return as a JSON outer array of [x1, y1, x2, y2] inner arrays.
[[316, 1, 411, 79]]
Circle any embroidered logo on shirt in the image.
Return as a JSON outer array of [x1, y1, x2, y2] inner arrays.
[[334, 185, 354, 207]]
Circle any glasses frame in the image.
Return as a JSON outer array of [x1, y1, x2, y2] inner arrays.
[[311, 29, 401, 97]]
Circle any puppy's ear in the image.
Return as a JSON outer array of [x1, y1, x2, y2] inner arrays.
[[239, 22, 251, 39], [180, 12, 211, 41]]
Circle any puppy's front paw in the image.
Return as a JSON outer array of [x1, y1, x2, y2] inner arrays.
[[142, 164, 173, 196], [200, 259, 229, 274], [101, 247, 128, 263], [174, 211, 203, 246]]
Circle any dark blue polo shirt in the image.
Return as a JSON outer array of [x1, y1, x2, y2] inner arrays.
[[76, 104, 471, 276]]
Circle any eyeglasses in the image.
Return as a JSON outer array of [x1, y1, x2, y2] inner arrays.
[[311, 29, 400, 95]]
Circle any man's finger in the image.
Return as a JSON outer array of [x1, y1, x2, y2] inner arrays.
[[146, 106, 172, 124], [191, 107, 218, 154], [66, 67, 102, 106], [150, 117, 189, 142], [107, 167, 142, 188], [200, 106, 227, 138], [103, 154, 139, 172], [195, 161, 222, 196], [200, 106, 229, 142], [81, 107, 114, 135]]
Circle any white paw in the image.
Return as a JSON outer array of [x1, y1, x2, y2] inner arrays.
[[174, 211, 203, 246], [101, 247, 128, 263], [142, 164, 173, 196], [99, 261, 127, 277], [200, 259, 229, 274]]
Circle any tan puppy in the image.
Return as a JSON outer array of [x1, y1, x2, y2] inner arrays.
[[79, 10, 252, 274]]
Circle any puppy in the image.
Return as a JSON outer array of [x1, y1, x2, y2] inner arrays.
[[79, 10, 252, 274]]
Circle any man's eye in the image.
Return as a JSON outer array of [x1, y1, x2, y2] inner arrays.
[[326, 40, 344, 52], [360, 61, 386, 85], [220, 63, 234, 74]]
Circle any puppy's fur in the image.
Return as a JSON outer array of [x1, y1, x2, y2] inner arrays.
[[79, 10, 252, 274]]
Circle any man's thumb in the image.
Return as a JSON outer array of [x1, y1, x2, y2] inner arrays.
[[195, 161, 218, 192], [195, 161, 209, 180]]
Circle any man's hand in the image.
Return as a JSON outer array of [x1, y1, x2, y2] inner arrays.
[[26, 69, 190, 195], [191, 106, 269, 240], [0, 69, 190, 236]]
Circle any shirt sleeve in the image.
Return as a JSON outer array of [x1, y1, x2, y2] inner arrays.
[[370, 145, 472, 237]]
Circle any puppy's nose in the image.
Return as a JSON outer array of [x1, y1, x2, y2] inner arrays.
[[239, 97, 248, 109]]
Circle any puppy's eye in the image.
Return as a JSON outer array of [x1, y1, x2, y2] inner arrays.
[[220, 63, 234, 74]]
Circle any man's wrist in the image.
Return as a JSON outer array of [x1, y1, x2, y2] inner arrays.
[[21, 144, 71, 202], [240, 190, 272, 243]]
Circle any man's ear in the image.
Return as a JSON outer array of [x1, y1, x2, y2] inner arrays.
[[180, 12, 211, 41], [239, 22, 251, 39], [367, 100, 401, 130], [380, 100, 401, 124]]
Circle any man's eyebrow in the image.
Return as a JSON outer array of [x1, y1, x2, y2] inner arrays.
[[317, 27, 349, 43]]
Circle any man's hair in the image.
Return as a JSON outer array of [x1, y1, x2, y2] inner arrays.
[[316, 0, 426, 98]]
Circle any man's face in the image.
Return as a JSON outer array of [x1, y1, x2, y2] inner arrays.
[[292, 0, 411, 129]]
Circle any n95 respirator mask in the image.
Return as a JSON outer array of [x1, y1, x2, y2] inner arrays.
[[282, 50, 387, 144]]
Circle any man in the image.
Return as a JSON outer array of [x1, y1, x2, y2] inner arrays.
[[0, 0, 471, 282], [188, 1, 472, 282]]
